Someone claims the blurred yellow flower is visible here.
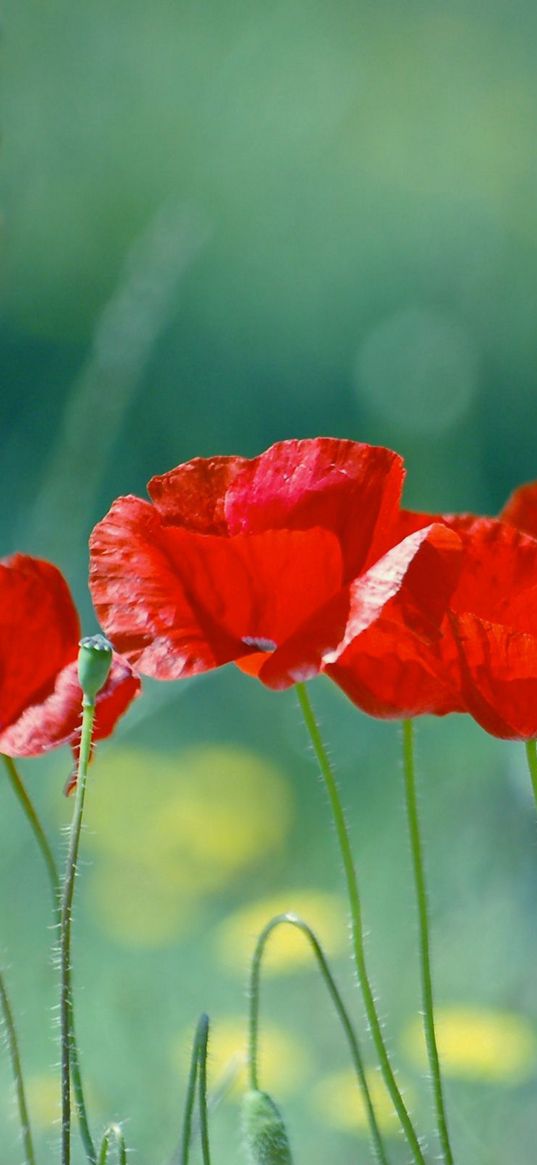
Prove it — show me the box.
[88,859,195,946]
[24,1075,98,1128]
[81,745,292,945]
[403,1006,537,1082]
[313,1068,411,1134]
[176,1016,308,1098]
[215,892,347,974]
[24,1074,60,1128]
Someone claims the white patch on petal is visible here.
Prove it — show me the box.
[242,636,277,652]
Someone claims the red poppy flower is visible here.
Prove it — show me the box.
[0,554,140,759]
[360,495,537,739]
[89,438,462,691]
[447,494,537,740]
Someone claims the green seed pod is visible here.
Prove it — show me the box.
[78,634,113,704]
[241,1090,293,1165]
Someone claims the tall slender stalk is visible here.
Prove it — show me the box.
[2,753,96,1164]
[3,754,60,909]
[0,969,36,1165]
[180,1013,211,1165]
[296,682,426,1165]
[402,720,453,1165]
[60,701,96,1165]
[248,912,391,1165]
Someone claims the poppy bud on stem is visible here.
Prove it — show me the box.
[242,1090,293,1165]
[78,634,113,706]
[60,636,112,1165]
[247,913,390,1164]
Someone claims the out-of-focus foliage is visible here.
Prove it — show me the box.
[2,2,537,1162]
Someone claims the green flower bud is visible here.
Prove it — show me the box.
[78,634,113,704]
[242,1090,293,1165]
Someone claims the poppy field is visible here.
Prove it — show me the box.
[1,439,537,1164]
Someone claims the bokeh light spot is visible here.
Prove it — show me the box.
[355,305,479,434]
[403,1006,537,1082]
[82,745,292,946]
[176,1016,308,1099]
[215,891,347,974]
[313,1068,411,1134]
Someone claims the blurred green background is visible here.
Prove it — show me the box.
[1,1,537,1161]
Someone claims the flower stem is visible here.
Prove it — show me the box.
[402,720,453,1165]
[248,911,391,1165]
[2,754,60,913]
[97,1125,127,1165]
[180,1013,211,1165]
[0,968,36,1165]
[525,740,537,810]
[2,753,96,1165]
[295,682,426,1165]
[60,701,96,1165]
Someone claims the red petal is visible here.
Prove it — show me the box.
[90,496,343,679]
[225,438,405,580]
[148,456,246,532]
[450,612,537,739]
[322,524,464,717]
[450,519,537,631]
[0,654,140,758]
[260,523,461,689]
[499,481,537,541]
[325,616,461,719]
[0,555,80,731]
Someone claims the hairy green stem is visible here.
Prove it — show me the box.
[2,753,96,1164]
[0,969,36,1165]
[296,683,426,1165]
[97,1124,127,1165]
[60,702,96,1165]
[248,912,391,1165]
[180,1013,211,1165]
[525,740,537,810]
[402,721,453,1165]
[2,754,60,911]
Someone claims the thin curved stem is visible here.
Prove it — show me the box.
[2,754,60,913]
[198,1017,211,1165]
[2,753,96,1164]
[0,968,36,1165]
[525,740,537,810]
[60,702,96,1165]
[180,1013,211,1165]
[248,912,391,1165]
[97,1124,127,1165]
[402,721,453,1165]
[296,683,426,1165]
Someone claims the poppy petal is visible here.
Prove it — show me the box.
[0,654,140,757]
[499,481,537,541]
[450,519,537,631]
[260,523,462,689]
[449,612,537,739]
[224,438,405,579]
[0,554,80,731]
[325,615,462,719]
[148,456,246,533]
[149,439,405,581]
[90,496,343,679]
